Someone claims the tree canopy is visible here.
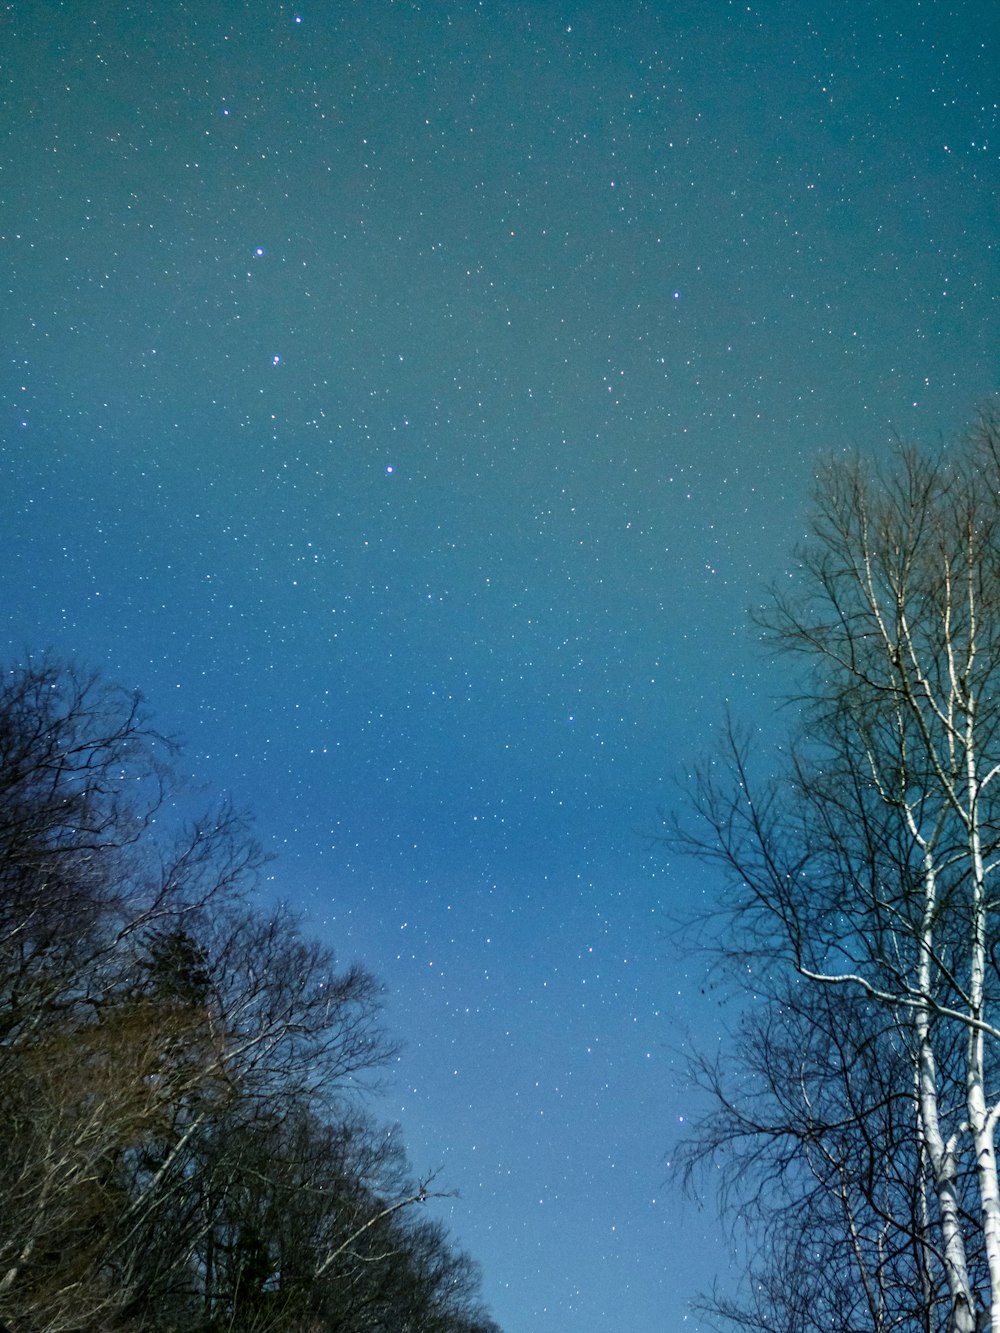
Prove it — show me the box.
[0,657,501,1333]
[674,408,1000,1333]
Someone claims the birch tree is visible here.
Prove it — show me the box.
[676,410,1000,1333]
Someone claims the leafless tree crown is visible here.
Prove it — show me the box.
[0,657,501,1333]
[673,409,1000,1333]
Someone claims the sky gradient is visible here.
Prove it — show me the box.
[2,1,997,1328]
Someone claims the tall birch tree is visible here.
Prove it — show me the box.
[676,410,1000,1333]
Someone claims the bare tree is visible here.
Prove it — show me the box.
[678,961,965,1332]
[674,409,1000,1333]
[0,658,503,1333]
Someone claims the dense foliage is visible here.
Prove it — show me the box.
[0,659,501,1333]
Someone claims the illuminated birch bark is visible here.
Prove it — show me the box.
[678,411,1000,1332]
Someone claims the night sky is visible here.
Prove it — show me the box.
[2,1,997,1328]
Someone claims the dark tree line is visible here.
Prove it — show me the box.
[672,408,1000,1333]
[0,658,501,1333]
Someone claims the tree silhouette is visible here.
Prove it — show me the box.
[0,657,502,1332]
[674,408,1000,1333]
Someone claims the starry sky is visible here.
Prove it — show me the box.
[1,1,997,1328]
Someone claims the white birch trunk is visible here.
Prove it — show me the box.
[913,844,976,1331]
[966,709,1000,1332]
